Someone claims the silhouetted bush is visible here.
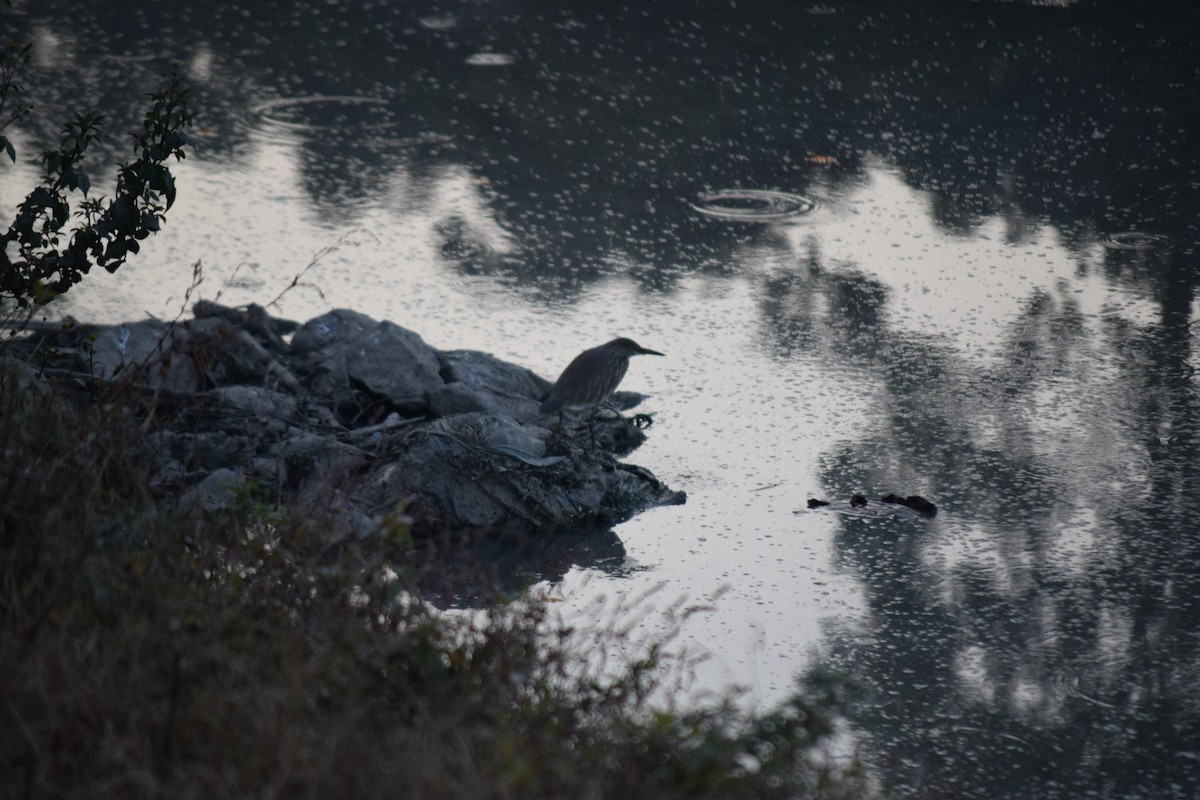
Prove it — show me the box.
[0,21,193,308]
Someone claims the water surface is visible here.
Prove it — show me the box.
[5,1,1200,796]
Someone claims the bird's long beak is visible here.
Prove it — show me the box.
[636,346,664,356]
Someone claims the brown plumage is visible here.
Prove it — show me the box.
[540,338,663,416]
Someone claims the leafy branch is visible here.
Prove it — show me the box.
[0,63,194,307]
[0,41,32,162]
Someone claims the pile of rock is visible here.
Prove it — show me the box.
[6,301,684,542]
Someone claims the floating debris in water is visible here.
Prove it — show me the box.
[804,494,937,519]
[881,493,937,515]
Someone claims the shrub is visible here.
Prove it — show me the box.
[0,26,193,308]
[0,361,868,799]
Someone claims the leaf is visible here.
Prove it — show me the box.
[62,167,90,194]
[31,281,58,305]
[162,170,176,208]
[1,137,13,163]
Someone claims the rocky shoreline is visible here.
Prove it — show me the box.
[6,301,685,543]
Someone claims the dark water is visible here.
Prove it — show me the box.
[6,1,1200,797]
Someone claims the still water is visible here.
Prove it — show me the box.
[5,1,1200,796]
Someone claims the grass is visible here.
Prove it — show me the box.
[0,356,869,799]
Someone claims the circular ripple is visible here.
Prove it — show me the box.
[691,189,816,221]
[254,95,397,132]
[1098,231,1168,251]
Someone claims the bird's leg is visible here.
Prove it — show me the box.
[550,410,588,451]
[551,410,575,448]
[596,402,623,421]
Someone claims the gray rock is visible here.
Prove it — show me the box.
[72,316,299,395]
[303,490,383,545]
[343,321,443,410]
[181,468,245,513]
[149,458,187,490]
[356,409,675,533]
[293,311,443,413]
[428,350,551,423]
[428,413,549,456]
[88,319,204,394]
[428,381,543,423]
[191,431,252,472]
[289,308,378,355]
[269,431,367,486]
[192,300,296,351]
[208,385,299,420]
[9,301,685,541]
[187,317,300,392]
[0,357,55,398]
[437,349,551,399]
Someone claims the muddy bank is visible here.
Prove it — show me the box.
[6,301,684,543]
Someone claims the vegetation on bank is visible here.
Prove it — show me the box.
[0,360,868,798]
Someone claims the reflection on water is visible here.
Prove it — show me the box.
[797,251,1200,795]
[7,0,1200,795]
[463,52,515,67]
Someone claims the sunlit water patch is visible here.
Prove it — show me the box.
[691,189,817,221]
[418,15,458,31]
[783,164,1162,363]
[465,52,515,66]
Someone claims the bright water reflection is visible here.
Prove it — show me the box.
[6,0,1200,796]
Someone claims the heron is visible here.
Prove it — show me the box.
[539,337,663,447]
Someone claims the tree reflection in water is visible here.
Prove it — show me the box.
[757,199,1200,800]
